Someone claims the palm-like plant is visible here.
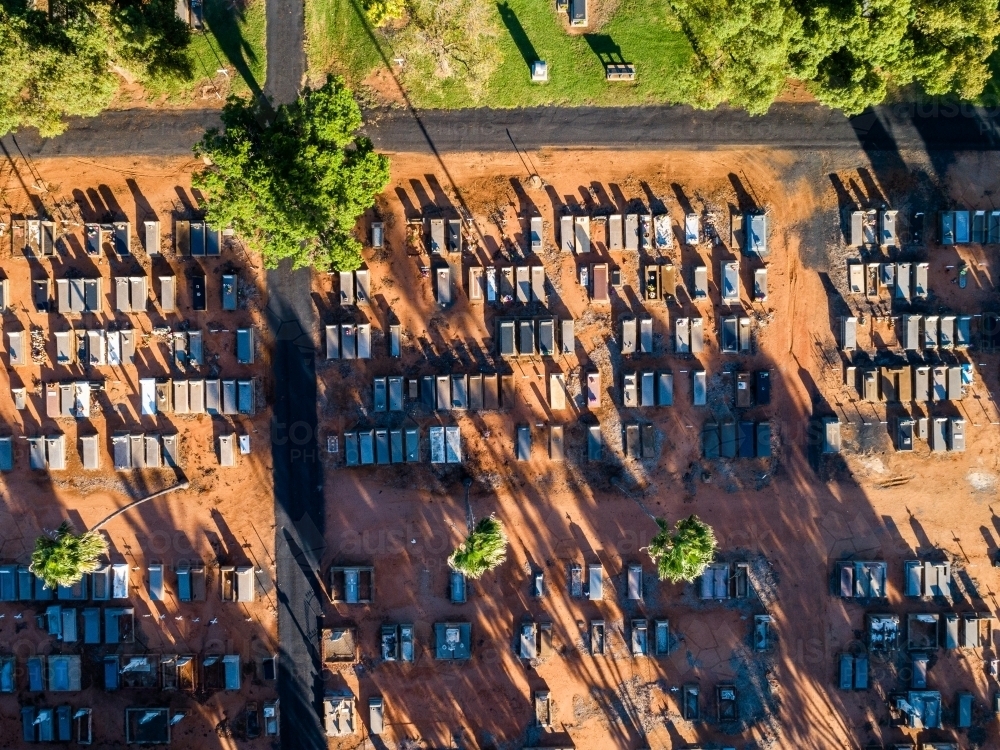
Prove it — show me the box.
[30,522,108,590]
[448,515,508,579]
[647,515,717,583]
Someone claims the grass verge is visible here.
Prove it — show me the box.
[144,0,267,103]
[306,0,694,108]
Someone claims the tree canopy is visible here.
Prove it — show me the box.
[193,75,391,272]
[394,0,501,102]
[647,515,717,583]
[789,0,909,113]
[109,0,193,82]
[448,515,508,579]
[672,0,1000,114]
[0,0,191,136]
[0,4,116,136]
[906,0,1000,99]
[362,0,405,27]
[672,0,802,115]
[30,521,108,590]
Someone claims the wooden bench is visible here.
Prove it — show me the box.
[606,64,636,81]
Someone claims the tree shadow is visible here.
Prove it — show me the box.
[584,34,627,67]
[125,178,156,227]
[816,272,850,344]
[497,3,538,69]
[856,168,887,207]
[727,173,759,213]
[204,0,264,100]
[670,183,693,216]
[0,139,44,214]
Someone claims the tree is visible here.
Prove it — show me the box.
[670,0,1000,115]
[0,0,192,137]
[193,76,391,271]
[0,6,117,137]
[448,515,508,579]
[907,0,1000,100]
[791,0,910,113]
[792,0,1000,113]
[109,0,193,82]
[394,0,501,102]
[670,0,801,114]
[646,515,717,583]
[30,522,108,590]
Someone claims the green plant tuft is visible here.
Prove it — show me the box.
[30,522,109,590]
[647,515,717,583]
[448,515,508,579]
[363,0,405,27]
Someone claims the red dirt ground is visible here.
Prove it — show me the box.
[3,147,1000,749]
[313,148,1000,749]
[0,156,277,748]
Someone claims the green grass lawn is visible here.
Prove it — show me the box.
[487,0,694,107]
[144,0,267,103]
[306,0,695,108]
[307,0,385,87]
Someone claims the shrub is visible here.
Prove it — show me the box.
[647,515,717,583]
[448,515,508,579]
[30,522,108,590]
